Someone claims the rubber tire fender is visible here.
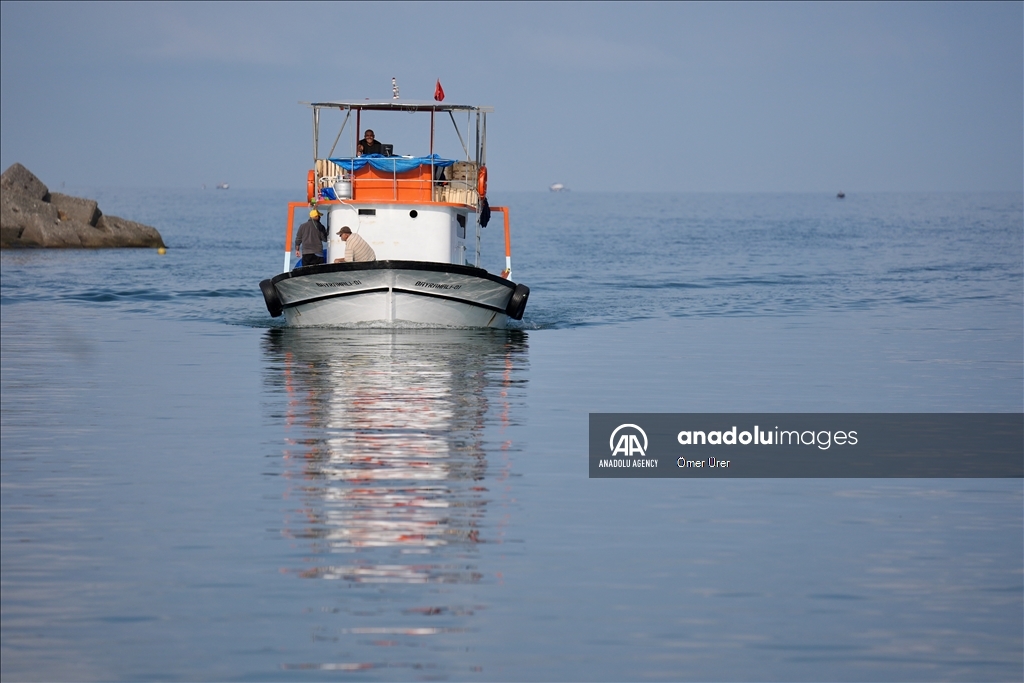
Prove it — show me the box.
[260,279,284,317]
[477,166,487,198]
[307,170,316,203]
[505,283,529,321]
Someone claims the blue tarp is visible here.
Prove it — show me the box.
[329,154,455,174]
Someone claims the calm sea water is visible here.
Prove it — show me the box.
[2,190,1022,681]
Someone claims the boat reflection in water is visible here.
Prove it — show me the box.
[261,327,528,672]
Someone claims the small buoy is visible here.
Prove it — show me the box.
[157,247,167,255]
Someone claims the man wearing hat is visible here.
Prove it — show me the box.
[334,226,376,263]
[294,209,328,268]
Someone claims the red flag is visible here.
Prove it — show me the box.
[434,79,445,102]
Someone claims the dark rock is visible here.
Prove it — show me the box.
[0,163,165,248]
[0,163,50,202]
[0,223,19,246]
[96,214,165,248]
[50,192,100,226]
[1,190,60,246]
[73,220,120,248]
[19,215,84,248]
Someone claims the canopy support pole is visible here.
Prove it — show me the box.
[474,113,480,166]
[448,111,469,159]
[312,108,319,162]
[481,113,487,166]
[327,109,351,159]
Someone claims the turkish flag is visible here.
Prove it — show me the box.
[434,79,445,102]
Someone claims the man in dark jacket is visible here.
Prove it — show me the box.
[356,129,383,156]
[293,209,328,268]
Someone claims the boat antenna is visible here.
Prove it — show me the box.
[392,77,400,100]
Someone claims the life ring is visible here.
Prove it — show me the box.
[477,166,487,198]
[306,170,315,202]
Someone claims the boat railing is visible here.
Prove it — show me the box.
[281,197,514,277]
[436,160,480,205]
[488,206,513,279]
[313,157,479,205]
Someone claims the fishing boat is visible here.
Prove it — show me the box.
[258,98,529,328]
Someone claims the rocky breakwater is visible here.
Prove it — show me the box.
[1,163,165,248]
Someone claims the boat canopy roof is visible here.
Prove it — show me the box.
[304,100,493,113]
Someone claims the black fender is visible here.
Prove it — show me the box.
[505,283,530,321]
[260,279,283,317]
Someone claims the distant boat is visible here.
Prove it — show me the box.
[216,183,230,190]
[837,191,845,199]
[550,183,567,192]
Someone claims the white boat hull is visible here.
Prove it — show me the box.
[265,261,525,328]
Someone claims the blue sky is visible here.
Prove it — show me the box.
[1,1,1020,192]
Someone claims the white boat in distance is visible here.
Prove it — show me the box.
[259,99,529,328]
